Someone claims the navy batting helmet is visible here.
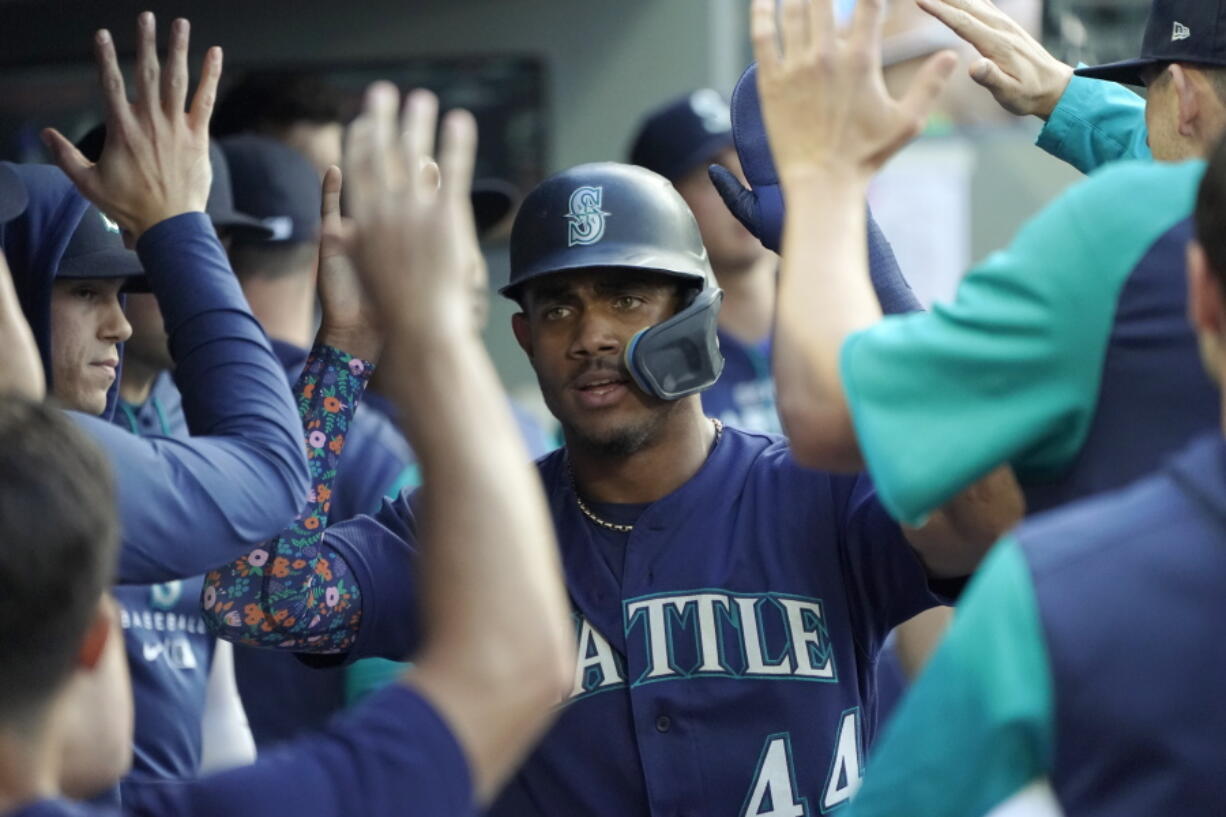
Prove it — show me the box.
[502,162,725,401]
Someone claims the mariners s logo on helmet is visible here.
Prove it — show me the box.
[566,186,610,247]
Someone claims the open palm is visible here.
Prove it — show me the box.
[753,0,958,182]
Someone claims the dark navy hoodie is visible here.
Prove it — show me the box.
[0,162,309,583]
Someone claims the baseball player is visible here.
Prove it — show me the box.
[746,0,1226,532]
[844,124,1226,817]
[206,119,1023,817]
[4,14,314,587]
[0,79,571,817]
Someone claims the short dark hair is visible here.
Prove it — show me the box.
[229,241,318,282]
[1196,132,1226,285]
[213,71,348,138]
[0,400,118,723]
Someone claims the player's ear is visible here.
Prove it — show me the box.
[512,312,534,359]
[1170,64,1201,138]
[76,596,116,671]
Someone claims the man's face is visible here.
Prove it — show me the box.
[50,278,132,414]
[122,293,173,373]
[674,148,767,274]
[512,269,685,455]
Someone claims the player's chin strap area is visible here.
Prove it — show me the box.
[625,287,726,400]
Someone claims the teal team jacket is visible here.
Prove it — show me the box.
[845,79,1226,815]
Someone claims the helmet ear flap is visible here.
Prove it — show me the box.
[625,287,725,400]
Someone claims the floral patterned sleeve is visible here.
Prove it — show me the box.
[202,344,372,654]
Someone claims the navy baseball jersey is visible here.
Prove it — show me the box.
[4,685,471,817]
[113,579,215,784]
[109,389,216,790]
[846,433,1226,816]
[316,426,953,816]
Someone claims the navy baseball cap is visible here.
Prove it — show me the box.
[0,163,28,223]
[75,124,273,240]
[57,204,148,289]
[1076,0,1226,86]
[472,178,518,235]
[629,89,735,183]
[221,134,321,244]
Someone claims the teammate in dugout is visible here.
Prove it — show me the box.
[0,62,573,817]
[3,13,311,590]
[752,0,1226,535]
[843,82,1226,817]
[204,62,1022,817]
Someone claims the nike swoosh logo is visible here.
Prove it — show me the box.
[142,641,165,662]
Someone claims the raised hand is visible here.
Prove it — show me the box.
[752,0,957,184]
[42,13,220,239]
[916,0,1073,119]
[315,166,382,361]
[343,83,483,342]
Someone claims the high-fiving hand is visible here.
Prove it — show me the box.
[314,166,382,362]
[342,83,484,342]
[752,0,958,184]
[916,0,1073,120]
[42,13,219,239]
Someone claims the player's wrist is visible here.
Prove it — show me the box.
[780,164,871,200]
[1035,64,1075,121]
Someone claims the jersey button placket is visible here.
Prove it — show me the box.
[655,714,671,733]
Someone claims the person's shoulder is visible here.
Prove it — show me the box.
[723,424,788,459]
[725,425,846,487]
[1067,158,1202,221]
[998,158,1201,294]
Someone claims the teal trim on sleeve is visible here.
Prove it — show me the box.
[1037,74,1151,174]
[845,538,1054,817]
[345,657,411,704]
[384,463,421,502]
[841,160,1204,525]
[344,467,420,702]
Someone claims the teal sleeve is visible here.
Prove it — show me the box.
[845,538,1054,817]
[841,160,1202,524]
[1037,74,1151,174]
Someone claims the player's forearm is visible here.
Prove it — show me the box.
[202,344,372,653]
[906,465,1025,578]
[0,256,43,401]
[386,328,572,798]
[774,173,878,472]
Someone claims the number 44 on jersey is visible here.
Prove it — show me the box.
[742,710,863,816]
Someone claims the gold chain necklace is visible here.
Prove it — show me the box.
[570,418,724,534]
